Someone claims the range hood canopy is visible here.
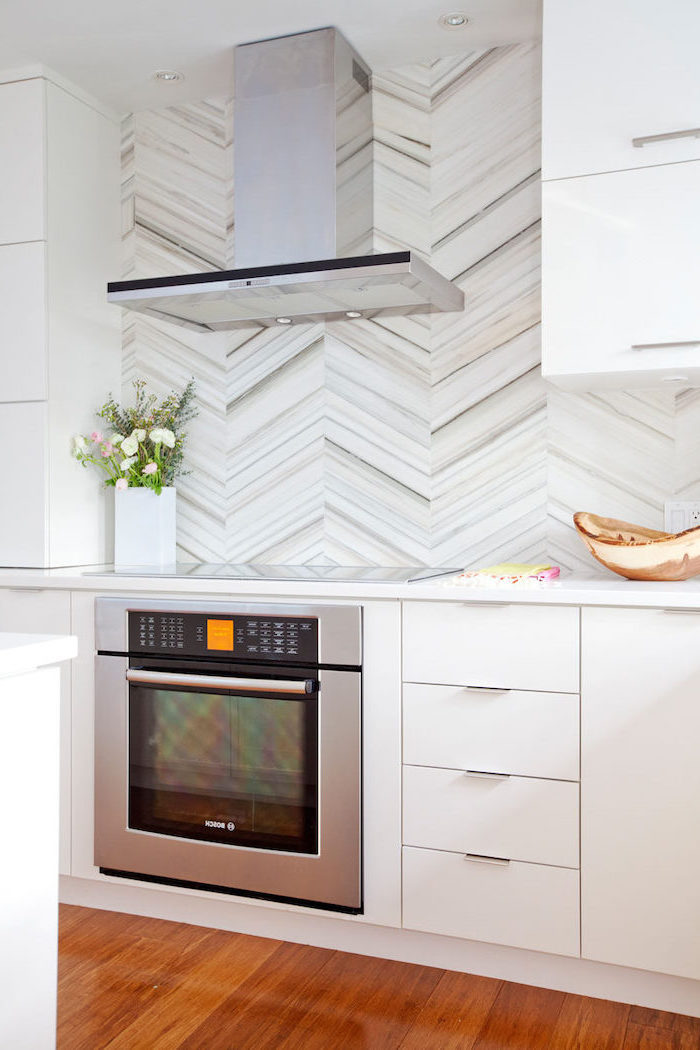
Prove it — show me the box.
[108,28,464,331]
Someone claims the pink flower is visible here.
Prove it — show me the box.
[142,462,158,475]
[115,478,128,491]
[100,442,114,457]
[91,430,103,443]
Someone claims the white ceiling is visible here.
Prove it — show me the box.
[0,0,541,114]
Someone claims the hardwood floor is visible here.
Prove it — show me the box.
[57,905,700,1049]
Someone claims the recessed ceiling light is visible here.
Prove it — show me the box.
[439,12,469,28]
[345,311,362,319]
[276,316,293,325]
[153,70,184,82]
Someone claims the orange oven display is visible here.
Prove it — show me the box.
[206,619,234,651]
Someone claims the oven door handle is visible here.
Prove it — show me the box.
[126,669,316,695]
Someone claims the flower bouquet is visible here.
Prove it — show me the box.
[72,378,197,495]
[73,378,197,566]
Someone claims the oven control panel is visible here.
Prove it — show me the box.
[128,612,318,663]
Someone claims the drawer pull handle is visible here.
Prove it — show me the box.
[632,127,700,148]
[464,770,511,781]
[461,601,511,608]
[462,686,511,695]
[631,341,700,351]
[663,608,700,615]
[464,853,511,866]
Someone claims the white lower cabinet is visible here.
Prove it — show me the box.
[403,766,579,868]
[403,846,580,957]
[403,602,579,693]
[401,600,581,958]
[403,684,579,780]
[582,606,700,981]
[0,587,72,874]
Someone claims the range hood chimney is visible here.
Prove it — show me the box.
[107,28,464,330]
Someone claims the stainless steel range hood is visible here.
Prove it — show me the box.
[107,28,464,331]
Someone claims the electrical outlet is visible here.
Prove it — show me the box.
[664,501,700,533]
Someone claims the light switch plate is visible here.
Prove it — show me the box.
[664,501,700,533]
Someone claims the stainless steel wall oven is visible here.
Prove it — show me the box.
[94,597,362,912]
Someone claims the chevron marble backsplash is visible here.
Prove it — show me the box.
[120,43,700,571]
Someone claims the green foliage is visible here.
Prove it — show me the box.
[97,378,197,486]
[73,378,198,491]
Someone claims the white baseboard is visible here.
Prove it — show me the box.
[60,874,700,1018]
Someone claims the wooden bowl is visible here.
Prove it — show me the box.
[573,511,700,581]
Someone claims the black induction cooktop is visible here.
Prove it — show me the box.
[83,564,460,584]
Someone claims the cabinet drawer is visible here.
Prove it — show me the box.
[403,846,580,957]
[403,765,579,868]
[403,602,579,692]
[403,684,579,780]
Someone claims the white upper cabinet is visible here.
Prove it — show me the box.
[0,76,120,567]
[0,78,46,243]
[542,160,700,388]
[542,0,700,181]
[0,241,48,401]
[0,402,47,566]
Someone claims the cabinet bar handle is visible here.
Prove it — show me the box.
[464,853,510,866]
[631,341,700,351]
[464,770,511,781]
[462,686,511,695]
[632,127,700,148]
[663,608,700,615]
[461,601,511,608]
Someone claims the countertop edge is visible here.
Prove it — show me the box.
[0,633,78,679]
[2,567,700,608]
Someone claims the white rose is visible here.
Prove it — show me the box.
[120,456,137,471]
[120,435,138,457]
[132,428,146,442]
[150,427,176,449]
[73,434,87,451]
[110,433,125,446]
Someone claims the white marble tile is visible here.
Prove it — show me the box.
[546,388,676,570]
[118,42,699,572]
[133,99,233,271]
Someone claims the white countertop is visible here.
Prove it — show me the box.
[0,632,77,678]
[3,565,700,608]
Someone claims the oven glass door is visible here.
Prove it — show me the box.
[126,660,318,855]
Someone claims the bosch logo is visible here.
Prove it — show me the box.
[227,822,236,831]
[204,820,225,829]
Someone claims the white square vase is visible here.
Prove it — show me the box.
[114,487,176,567]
